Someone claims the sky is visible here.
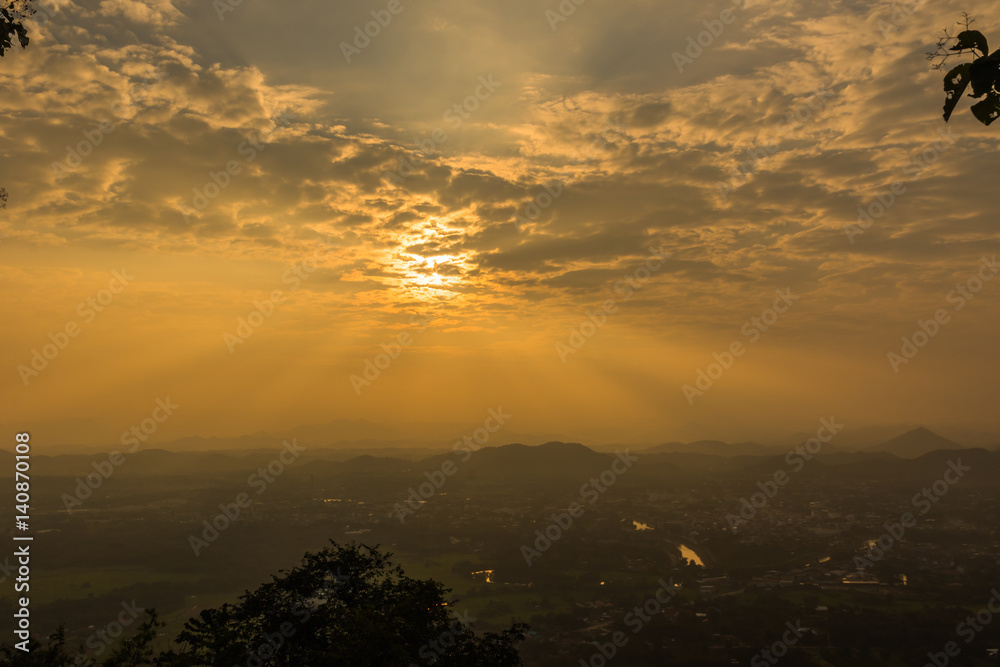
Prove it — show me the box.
[2,0,1000,447]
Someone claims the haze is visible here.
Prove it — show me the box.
[3,0,1000,447]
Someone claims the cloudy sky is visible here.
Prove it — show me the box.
[2,0,1000,446]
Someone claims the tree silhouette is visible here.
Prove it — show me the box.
[2,1,34,208]
[0,0,32,57]
[0,612,165,667]
[158,542,527,666]
[0,626,70,666]
[104,612,166,667]
[0,542,528,667]
[929,14,1000,125]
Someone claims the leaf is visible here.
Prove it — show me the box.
[0,6,24,57]
[12,20,25,48]
[968,50,1000,98]
[943,63,972,122]
[971,91,1000,125]
[952,30,989,56]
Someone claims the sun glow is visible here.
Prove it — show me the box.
[386,218,475,298]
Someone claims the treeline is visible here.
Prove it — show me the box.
[0,542,527,667]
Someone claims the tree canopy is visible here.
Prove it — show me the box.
[0,0,32,57]
[0,542,528,667]
[930,14,1000,125]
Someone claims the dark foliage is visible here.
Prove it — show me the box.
[0,0,32,57]
[0,543,528,667]
[930,14,1000,125]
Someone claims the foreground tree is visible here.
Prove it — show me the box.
[0,613,164,667]
[158,542,527,666]
[930,13,1000,125]
[0,0,32,57]
[0,543,527,667]
[2,0,34,207]
[0,627,68,666]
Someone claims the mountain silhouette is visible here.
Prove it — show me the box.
[643,439,778,457]
[873,426,961,458]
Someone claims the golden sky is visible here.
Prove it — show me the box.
[2,0,1000,447]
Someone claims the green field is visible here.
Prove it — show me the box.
[393,552,575,623]
[0,566,198,607]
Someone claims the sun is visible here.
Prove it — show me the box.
[386,217,475,298]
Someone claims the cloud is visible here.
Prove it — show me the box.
[3,0,1000,438]
[97,0,183,27]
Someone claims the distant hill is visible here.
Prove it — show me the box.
[0,417,119,449]
[902,448,1000,480]
[1,449,268,477]
[812,450,900,466]
[3,433,993,488]
[277,419,404,445]
[643,440,779,457]
[871,427,962,458]
[395,441,643,489]
[447,441,608,475]
[304,455,412,475]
